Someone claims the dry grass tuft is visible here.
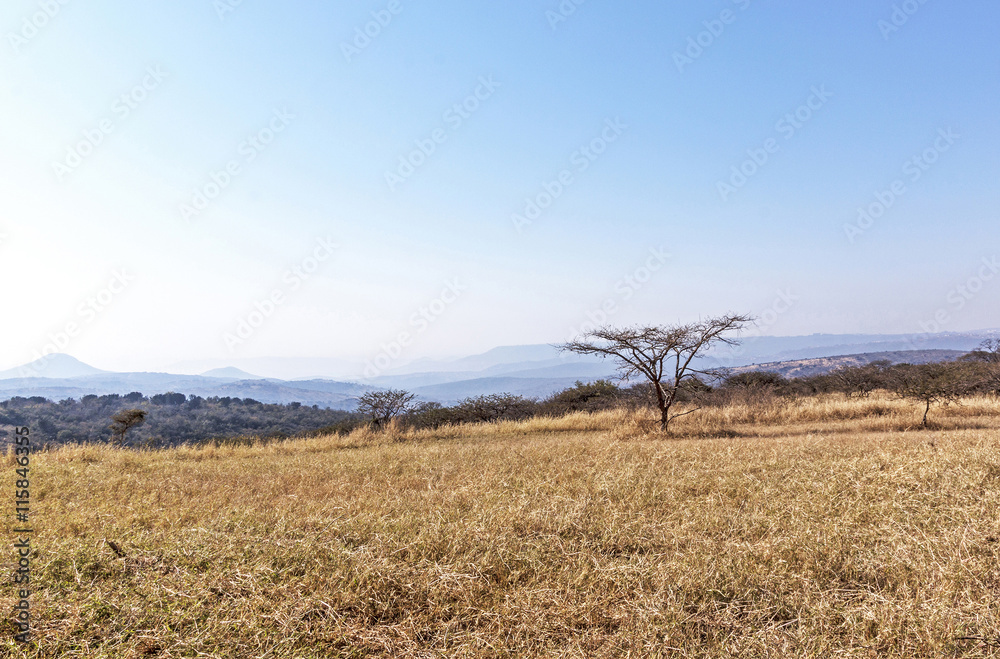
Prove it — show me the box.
[2,394,999,657]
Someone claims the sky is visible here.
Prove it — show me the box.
[1,0,998,375]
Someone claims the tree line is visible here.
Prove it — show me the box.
[0,393,354,449]
[3,322,997,447]
[359,324,1000,431]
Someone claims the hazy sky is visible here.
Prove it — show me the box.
[1,0,997,374]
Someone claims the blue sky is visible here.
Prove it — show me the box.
[1,0,997,374]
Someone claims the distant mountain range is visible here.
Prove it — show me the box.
[0,355,368,409]
[200,366,263,380]
[701,331,996,367]
[731,350,970,379]
[1,330,995,407]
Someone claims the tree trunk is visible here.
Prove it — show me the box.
[922,400,930,427]
[654,383,671,432]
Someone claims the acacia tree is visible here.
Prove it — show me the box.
[356,389,416,430]
[456,393,536,423]
[888,362,980,427]
[976,339,1000,363]
[959,340,1000,395]
[109,408,147,446]
[831,360,892,398]
[961,339,1000,365]
[559,314,753,432]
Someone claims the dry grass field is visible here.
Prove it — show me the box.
[3,394,1000,657]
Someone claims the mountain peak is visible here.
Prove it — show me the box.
[0,354,108,379]
[200,367,263,380]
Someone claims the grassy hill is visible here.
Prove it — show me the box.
[3,396,999,656]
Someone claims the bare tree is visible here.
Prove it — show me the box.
[719,370,787,407]
[980,338,1000,361]
[887,362,978,427]
[959,340,1000,395]
[109,408,147,446]
[962,339,1000,364]
[559,314,753,432]
[356,389,416,430]
[456,393,536,423]
[831,360,892,398]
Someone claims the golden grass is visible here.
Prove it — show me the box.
[3,394,1000,657]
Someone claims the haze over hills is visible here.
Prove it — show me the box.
[161,330,1000,382]
[731,350,971,380]
[0,371,368,409]
[168,357,360,382]
[200,367,266,380]
[0,355,367,408]
[383,345,599,376]
[0,354,109,379]
[701,330,999,367]
[1,330,995,407]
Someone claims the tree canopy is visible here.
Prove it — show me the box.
[559,314,753,431]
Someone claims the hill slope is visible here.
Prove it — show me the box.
[731,349,967,379]
[17,397,1000,656]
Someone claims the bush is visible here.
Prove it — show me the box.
[538,380,621,415]
[830,360,892,398]
[405,402,463,429]
[700,371,787,407]
[454,394,536,423]
[887,361,991,426]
